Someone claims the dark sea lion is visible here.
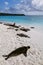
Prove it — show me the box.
[2,46,30,60]
[20,27,30,32]
[17,33,30,38]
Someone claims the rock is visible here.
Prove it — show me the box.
[4,22,20,28]
[30,27,35,29]
[0,22,2,24]
[4,23,15,27]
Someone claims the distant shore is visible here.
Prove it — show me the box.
[0,13,25,16]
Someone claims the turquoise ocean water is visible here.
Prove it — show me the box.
[0,16,43,27]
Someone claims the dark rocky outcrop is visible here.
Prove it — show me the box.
[0,22,2,24]
[17,33,30,38]
[0,13,25,16]
[4,23,15,27]
[30,27,35,29]
[4,23,20,28]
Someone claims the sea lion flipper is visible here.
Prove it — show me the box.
[2,55,8,57]
[5,57,8,60]
[2,55,9,60]
[23,52,27,57]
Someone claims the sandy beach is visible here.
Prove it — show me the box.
[0,23,43,65]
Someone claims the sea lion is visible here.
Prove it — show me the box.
[20,27,30,32]
[2,46,30,60]
[17,33,30,38]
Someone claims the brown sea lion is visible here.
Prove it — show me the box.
[2,46,30,60]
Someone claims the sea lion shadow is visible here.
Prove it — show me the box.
[2,46,30,60]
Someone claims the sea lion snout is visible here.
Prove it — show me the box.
[27,46,30,49]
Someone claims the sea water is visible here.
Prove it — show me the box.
[0,15,43,27]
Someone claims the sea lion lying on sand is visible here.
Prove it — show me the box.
[17,33,30,38]
[2,46,30,60]
[20,27,30,32]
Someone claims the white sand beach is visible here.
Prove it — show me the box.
[0,23,43,65]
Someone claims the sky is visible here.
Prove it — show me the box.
[0,0,43,15]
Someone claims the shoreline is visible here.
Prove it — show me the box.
[0,21,43,32]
